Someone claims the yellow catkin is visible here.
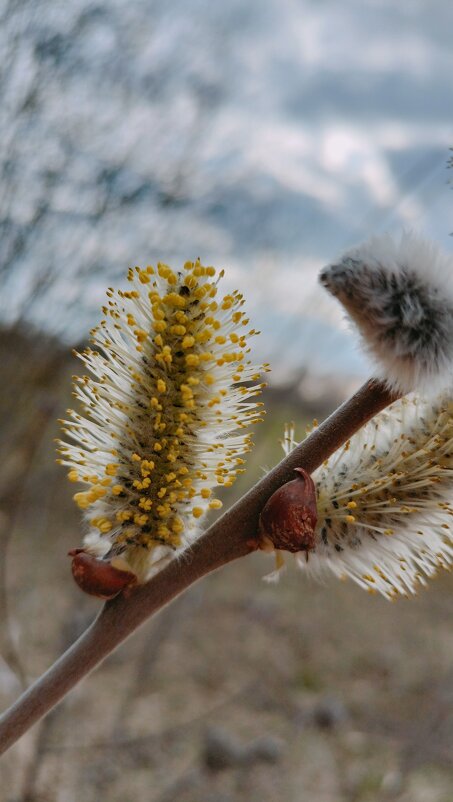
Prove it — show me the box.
[59,259,267,582]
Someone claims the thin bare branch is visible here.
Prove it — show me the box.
[0,378,398,755]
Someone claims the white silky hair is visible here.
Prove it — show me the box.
[320,231,453,395]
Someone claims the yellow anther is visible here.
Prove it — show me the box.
[112,484,125,495]
[170,517,184,535]
[163,292,186,308]
[192,507,204,518]
[73,492,90,509]
[105,463,118,476]
[139,498,153,511]
[185,354,200,367]
[209,499,223,510]
[157,263,171,278]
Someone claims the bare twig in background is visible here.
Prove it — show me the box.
[18,609,91,802]
[0,378,398,754]
[0,332,66,689]
[88,592,199,796]
[112,590,198,735]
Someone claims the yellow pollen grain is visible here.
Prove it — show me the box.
[192,507,204,518]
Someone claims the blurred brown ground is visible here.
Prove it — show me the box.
[2,329,453,802]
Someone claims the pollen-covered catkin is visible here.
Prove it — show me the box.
[58,260,267,581]
[282,393,453,599]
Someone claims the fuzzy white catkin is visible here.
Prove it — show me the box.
[283,393,453,599]
[320,231,453,395]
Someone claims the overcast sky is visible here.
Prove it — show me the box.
[1,0,452,381]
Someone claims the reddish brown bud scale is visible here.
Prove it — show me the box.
[69,549,137,599]
[259,468,318,554]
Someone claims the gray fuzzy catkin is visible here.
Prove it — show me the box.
[320,231,453,394]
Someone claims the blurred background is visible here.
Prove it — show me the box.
[1,0,453,799]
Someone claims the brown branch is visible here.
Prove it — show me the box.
[0,378,398,755]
